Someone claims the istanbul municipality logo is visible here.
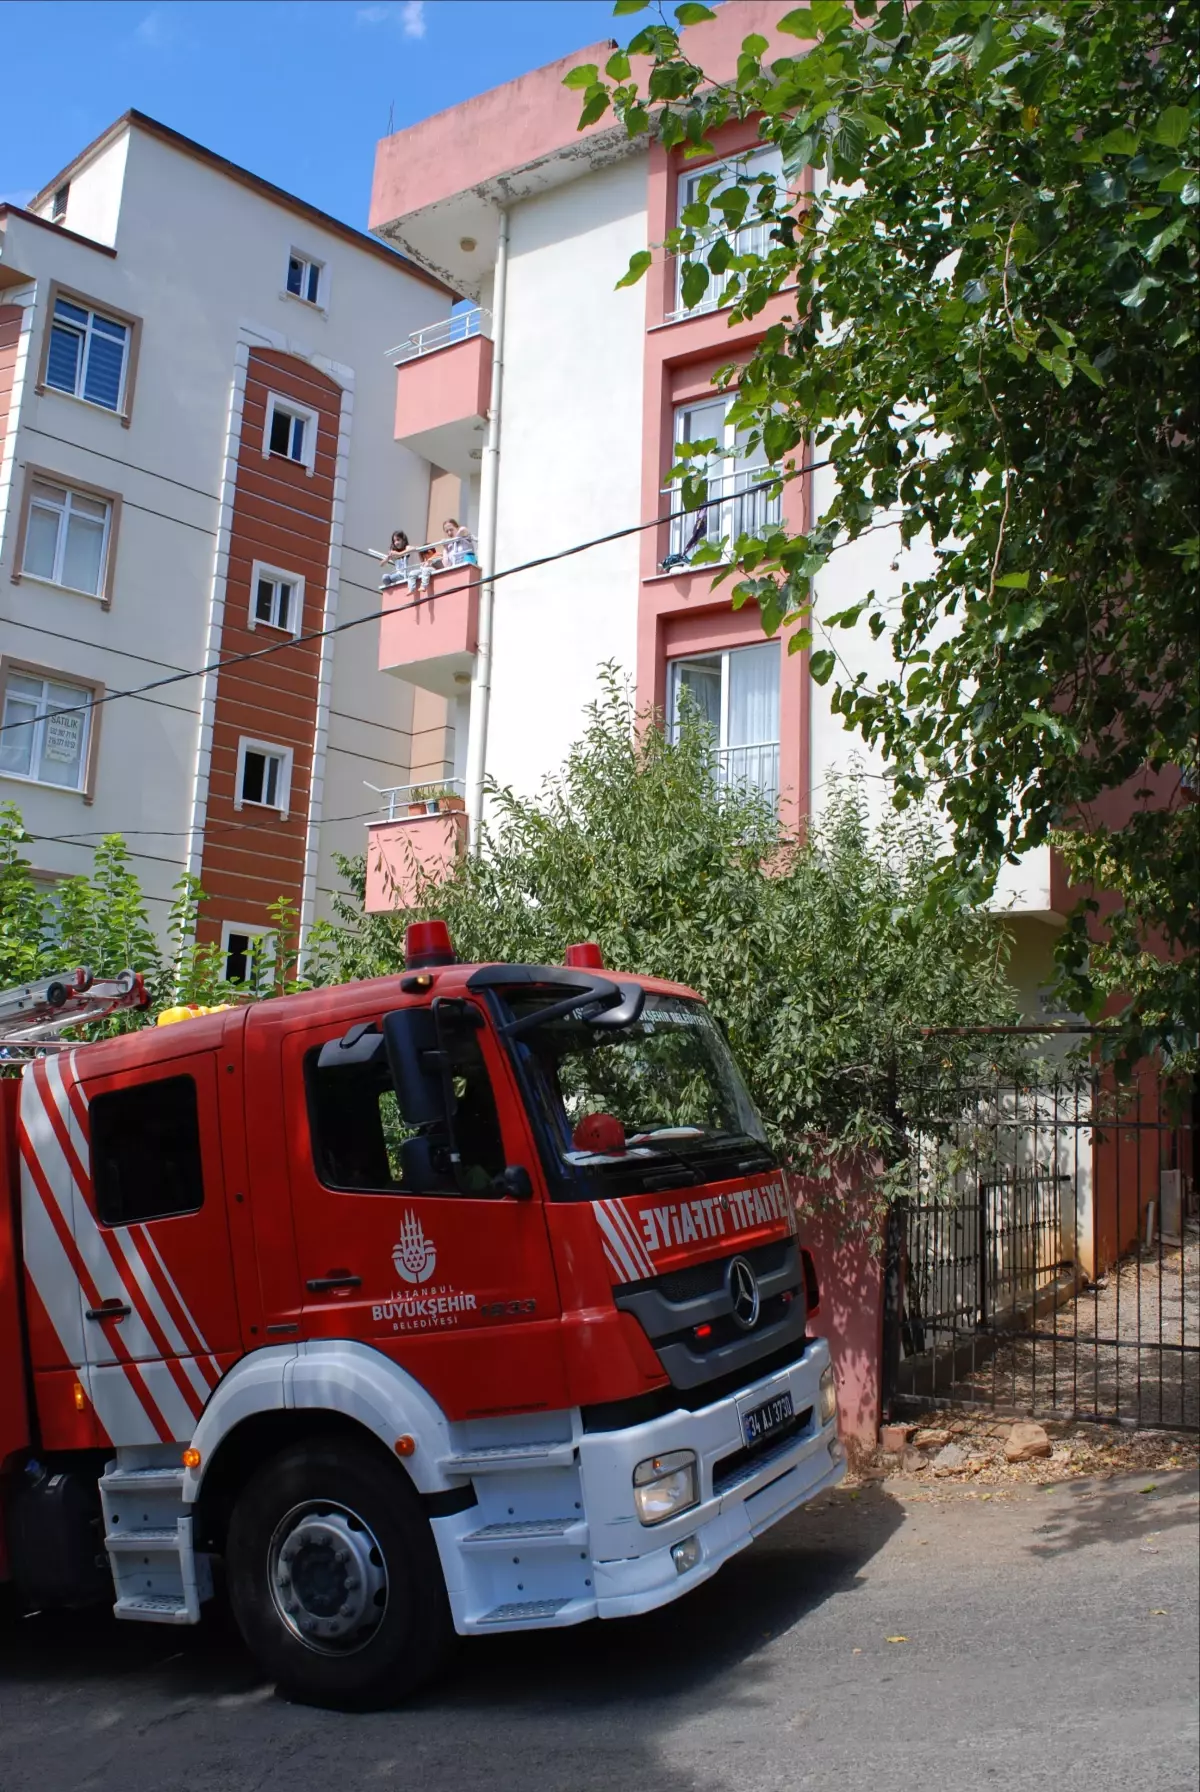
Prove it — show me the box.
[393,1211,437,1284]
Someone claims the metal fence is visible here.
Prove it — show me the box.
[664,467,781,565]
[883,1060,1198,1432]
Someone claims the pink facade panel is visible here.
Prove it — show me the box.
[791,1165,886,1461]
[365,811,469,912]
[394,334,491,441]
[378,568,480,675]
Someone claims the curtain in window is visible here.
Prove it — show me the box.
[727,642,779,746]
[61,494,107,594]
[670,657,721,739]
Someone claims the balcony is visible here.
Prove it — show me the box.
[388,305,492,479]
[661,466,781,571]
[364,781,468,913]
[716,741,780,809]
[379,563,479,696]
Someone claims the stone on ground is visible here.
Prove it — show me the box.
[1005,1421,1053,1462]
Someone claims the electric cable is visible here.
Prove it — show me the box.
[1,463,832,742]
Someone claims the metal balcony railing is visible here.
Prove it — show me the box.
[365,778,466,822]
[669,215,778,320]
[387,306,492,366]
[715,742,780,808]
[662,466,781,567]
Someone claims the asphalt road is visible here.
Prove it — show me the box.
[1,1468,1196,1792]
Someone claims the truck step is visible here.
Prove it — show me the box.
[104,1528,182,1551]
[461,1518,587,1548]
[100,1466,186,1494]
[441,1442,576,1474]
[113,1593,193,1624]
[476,1597,575,1625]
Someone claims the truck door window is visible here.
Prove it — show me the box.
[90,1075,204,1225]
[304,1034,506,1196]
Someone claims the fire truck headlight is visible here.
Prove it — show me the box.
[819,1365,838,1426]
[633,1449,698,1525]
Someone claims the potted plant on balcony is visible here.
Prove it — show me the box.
[406,784,466,816]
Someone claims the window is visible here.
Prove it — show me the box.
[304,1031,505,1196]
[264,393,318,473]
[22,479,112,597]
[664,396,778,567]
[235,738,292,814]
[285,251,324,307]
[674,143,784,318]
[51,184,70,223]
[91,1076,204,1226]
[668,640,780,807]
[44,294,130,412]
[0,666,93,793]
[221,920,273,985]
[249,561,303,634]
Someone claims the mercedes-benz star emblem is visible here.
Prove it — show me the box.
[727,1256,761,1331]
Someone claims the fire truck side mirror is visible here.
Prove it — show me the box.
[382,1008,447,1128]
[494,1165,533,1201]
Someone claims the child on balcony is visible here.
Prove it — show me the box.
[379,530,411,590]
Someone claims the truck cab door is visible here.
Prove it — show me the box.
[68,1050,241,1448]
[282,1002,568,1418]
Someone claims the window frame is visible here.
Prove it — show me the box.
[34,281,142,428]
[248,559,304,636]
[234,736,293,817]
[666,640,781,809]
[0,653,103,802]
[283,249,327,312]
[263,391,319,475]
[667,394,777,567]
[12,466,119,603]
[220,919,275,985]
[673,141,785,320]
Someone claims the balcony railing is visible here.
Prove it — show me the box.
[366,778,466,822]
[716,742,780,809]
[388,305,492,366]
[669,217,777,321]
[662,466,781,567]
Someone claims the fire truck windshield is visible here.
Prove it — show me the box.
[502,991,775,1199]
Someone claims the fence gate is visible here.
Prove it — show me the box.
[883,1059,1198,1432]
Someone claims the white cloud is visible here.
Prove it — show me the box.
[401,1,426,35]
[355,4,390,21]
[133,9,169,46]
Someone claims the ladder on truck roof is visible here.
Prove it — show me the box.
[0,967,149,1056]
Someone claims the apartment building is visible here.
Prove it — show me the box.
[362,1,1066,1003]
[0,111,456,972]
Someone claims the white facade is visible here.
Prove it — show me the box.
[0,113,452,955]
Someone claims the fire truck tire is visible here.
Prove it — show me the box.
[225,1437,454,1710]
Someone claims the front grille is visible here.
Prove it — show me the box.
[712,1406,814,1496]
[653,1239,792,1303]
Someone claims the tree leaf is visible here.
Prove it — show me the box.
[578,88,611,128]
[1149,106,1192,149]
[996,571,1030,588]
[674,2,717,24]
[777,7,816,38]
[613,1,650,14]
[615,249,652,289]
[1097,126,1140,156]
[562,63,600,89]
[809,648,836,684]
[606,50,632,80]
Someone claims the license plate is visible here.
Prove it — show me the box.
[742,1389,794,1449]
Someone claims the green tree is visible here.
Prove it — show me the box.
[0,806,327,1043]
[571,0,1198,1074]
[328,676,1021,1194]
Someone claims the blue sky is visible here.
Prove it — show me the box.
[0,2,622,224]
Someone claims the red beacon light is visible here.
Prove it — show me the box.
[404,919,457,970]
[565,941,604,970]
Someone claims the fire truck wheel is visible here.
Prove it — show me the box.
[225,1437,454,1710]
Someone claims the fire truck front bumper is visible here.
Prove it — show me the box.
[582,1336,845,1620]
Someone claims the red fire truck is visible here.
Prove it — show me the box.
[0,927,842,1708]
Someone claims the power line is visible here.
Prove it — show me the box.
[2,467,831,743]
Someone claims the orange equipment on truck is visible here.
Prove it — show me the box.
[0,926,842,1709]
